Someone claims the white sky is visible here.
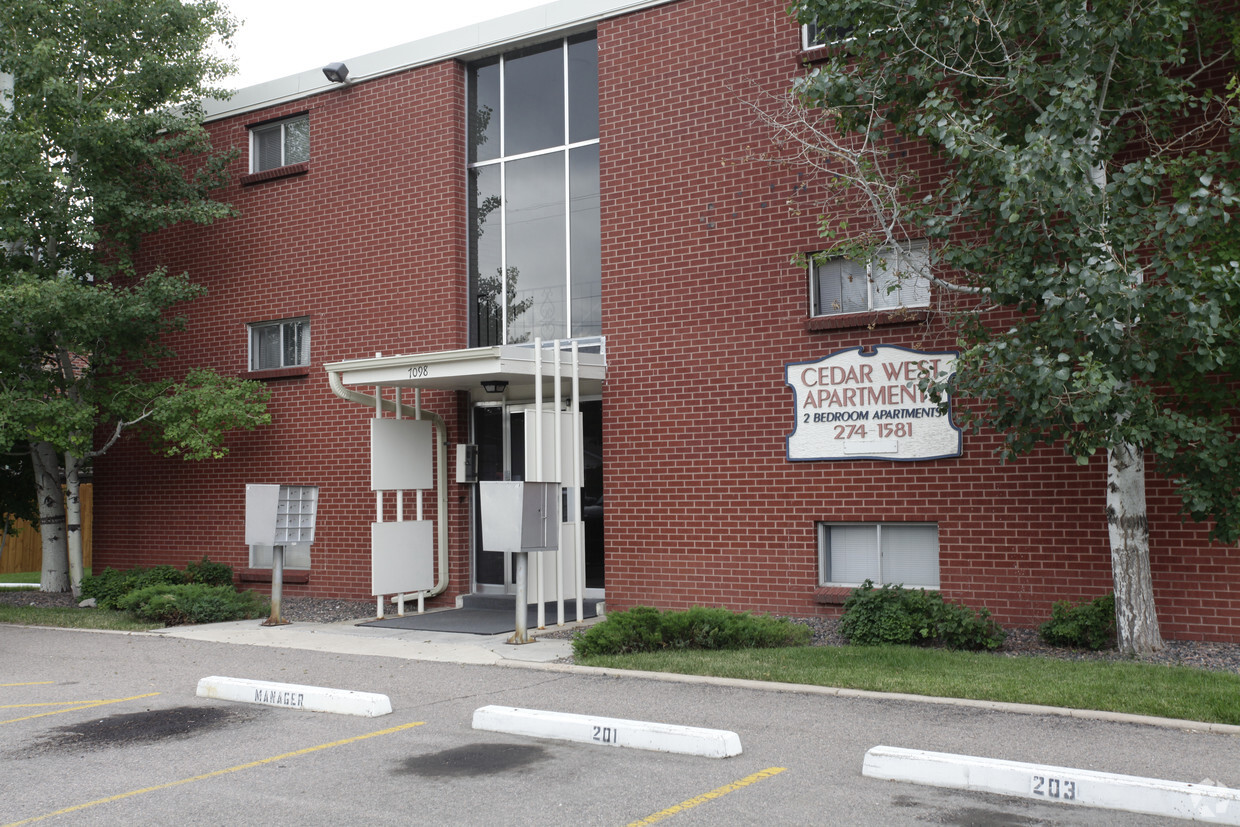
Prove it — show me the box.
[218,0,550,89]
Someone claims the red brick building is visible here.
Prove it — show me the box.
[93,0,1240,640]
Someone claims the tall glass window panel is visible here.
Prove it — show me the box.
[568,35,599,143]
[570,144,601,338]
[469,58,501,163]
[505,152,566,344]
[469,165,503,346]
[467,35,599,347]
[504,43,564,156]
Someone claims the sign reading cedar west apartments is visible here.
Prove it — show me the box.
[785,345,962,462]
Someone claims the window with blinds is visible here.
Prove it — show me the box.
[249,318,310,371]
[810,240,930,316]
[818,522,939,588]
[250,115,309,173]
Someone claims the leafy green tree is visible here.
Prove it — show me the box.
[781,0,1240,654]
[0,0,270,595]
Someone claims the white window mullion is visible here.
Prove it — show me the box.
[875,524,883,582]
[563,40,572,339]
[498,54,509,345]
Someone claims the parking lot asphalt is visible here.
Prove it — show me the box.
[4,621,1239,826]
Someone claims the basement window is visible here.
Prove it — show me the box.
[818,522,939,588]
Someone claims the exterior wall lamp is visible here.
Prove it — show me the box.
[481,380,508,394]
[322,62,350,84]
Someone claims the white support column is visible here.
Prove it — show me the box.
[394,384,404,617]
[375,386,384,619]
[534,338,545,630]
[572,341,585,622]
[553,341,564,626]
[414,387,424,615]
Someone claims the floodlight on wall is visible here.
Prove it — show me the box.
[481,380,508,395]
[322,62,350,84]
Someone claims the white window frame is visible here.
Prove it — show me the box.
[818,522,940,588]
[809,239,930,316]
[249,115,309,173]
[801,22,854,49]
[248,317,310,371]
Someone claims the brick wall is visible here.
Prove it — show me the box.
[93,61,473,606]
[91,0,1240,641]
[595,0,1239,640]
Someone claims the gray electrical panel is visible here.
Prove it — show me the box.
[478,481,560,553]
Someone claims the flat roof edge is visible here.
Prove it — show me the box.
[204,0,676,122]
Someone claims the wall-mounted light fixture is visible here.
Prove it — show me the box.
[481,380,508,394]
[322,62,350,84]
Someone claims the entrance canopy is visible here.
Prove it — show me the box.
[323,341,606,398]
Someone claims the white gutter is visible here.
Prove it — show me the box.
[327,369,450,602]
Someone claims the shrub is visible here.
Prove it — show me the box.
[839,580,1005,651]
[571,605,810,658]
[82,565,187,610]
[572,606,664,657]
[1039,592,1116,650]
[81,567,133,610]
[117,583,268,626]
[185,556,234,587]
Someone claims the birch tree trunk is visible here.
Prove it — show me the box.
[1107,441,1164,655]
[31,441,70,593]
[65,451,85,597]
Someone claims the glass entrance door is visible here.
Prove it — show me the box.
[472,400,603,595]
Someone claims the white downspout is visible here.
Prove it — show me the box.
[328,369,450,601]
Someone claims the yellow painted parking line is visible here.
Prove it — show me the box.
[3,720,426,826]
[626,766,788,825]
[3,697,160,709]
[1,693,161,725]
[0,682,55,688]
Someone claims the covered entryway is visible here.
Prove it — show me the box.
[324,340,605,624]
[472,400,603,595]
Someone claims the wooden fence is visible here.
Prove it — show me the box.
[0,485,92,575]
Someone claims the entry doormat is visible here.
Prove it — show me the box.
[359,599,599,635]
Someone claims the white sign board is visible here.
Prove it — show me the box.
[785,345,961,461]
[370,418,433,491]
[371,520,434,596]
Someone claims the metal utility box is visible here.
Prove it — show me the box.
[478,481,560,553]
[456,443,477,483]
[245,484,319,547]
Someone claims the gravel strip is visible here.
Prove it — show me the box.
[7,591,1239,674]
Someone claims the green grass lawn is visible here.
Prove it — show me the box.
[0,571,159,630]
[0,603,161,631]
[577,645,1240,726]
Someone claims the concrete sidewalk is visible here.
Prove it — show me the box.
[154,615,578,666]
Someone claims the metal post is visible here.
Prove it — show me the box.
[263,545,290,626]
[509,551,533,644]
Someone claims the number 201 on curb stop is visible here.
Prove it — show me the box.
[591,725,619,744]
